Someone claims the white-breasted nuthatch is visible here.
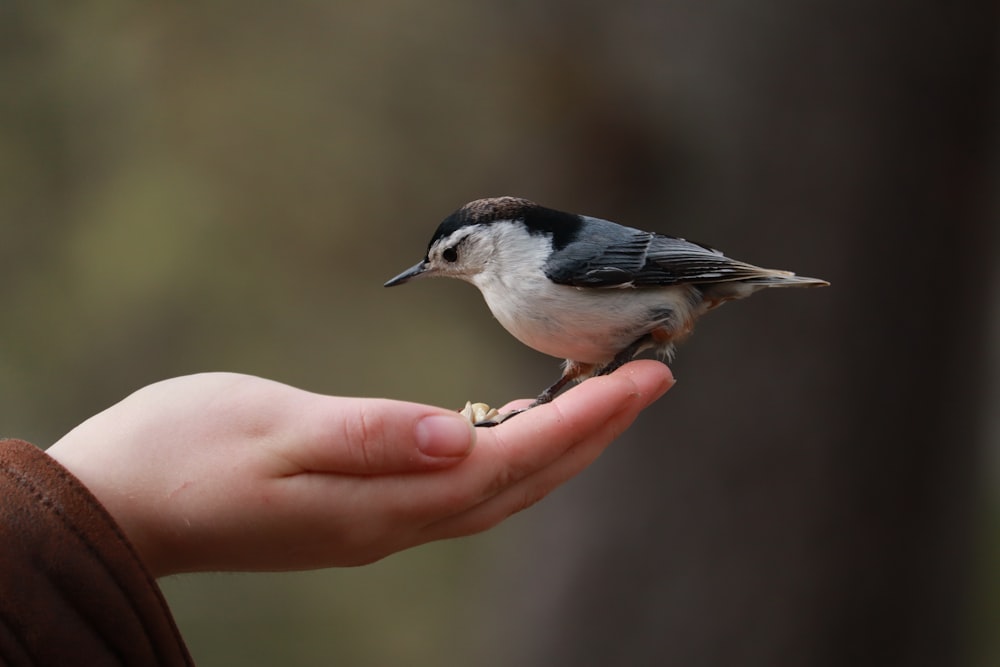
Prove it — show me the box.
[386,196,828,425]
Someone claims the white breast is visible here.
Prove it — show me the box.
[466,225,699,364]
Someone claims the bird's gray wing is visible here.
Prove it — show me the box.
[544,217,766,288]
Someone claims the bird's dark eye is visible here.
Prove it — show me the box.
[442,247,458,262]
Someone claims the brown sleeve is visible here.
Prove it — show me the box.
[0,438,193,667]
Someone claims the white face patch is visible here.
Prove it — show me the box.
[426,220,553,285]
[477,222,553,286]
[426,228,476,272]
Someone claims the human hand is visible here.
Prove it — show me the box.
[47,361,673,578]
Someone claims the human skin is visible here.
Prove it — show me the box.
[47,360,673,578]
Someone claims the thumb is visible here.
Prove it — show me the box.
[287,396,478,475]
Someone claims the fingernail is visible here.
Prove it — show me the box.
[415,415,476,459]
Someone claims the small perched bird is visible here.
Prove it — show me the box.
[385,197,828,425]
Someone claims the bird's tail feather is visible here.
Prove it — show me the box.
[743,269,829,287]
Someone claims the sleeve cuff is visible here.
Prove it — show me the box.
[0,438,193,666]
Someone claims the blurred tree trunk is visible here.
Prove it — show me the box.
[482,2,998,666]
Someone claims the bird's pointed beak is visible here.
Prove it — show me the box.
[384,260,430,287]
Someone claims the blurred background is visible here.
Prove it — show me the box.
[2,1,998,665]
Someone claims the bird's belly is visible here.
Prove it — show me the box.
[480,283,698,364]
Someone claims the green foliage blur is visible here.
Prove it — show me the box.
[1,2,575,446]
[1,3,606,664]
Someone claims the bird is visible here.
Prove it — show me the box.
[385,196,828,426]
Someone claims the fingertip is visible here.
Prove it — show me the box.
[615,360,675,406]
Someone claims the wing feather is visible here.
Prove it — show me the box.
[544,217,771,288]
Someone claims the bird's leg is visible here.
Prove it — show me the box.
[529,366,584,407]
[472,361,594,428]
[473,336,657,427]
[592,334,653,377]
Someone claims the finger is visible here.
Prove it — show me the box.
[496,398,535,414]
[266,362,671,569]
[495,360,671,415]
[417,360,673,540]
[488,359,672,478]
[280,396,478,475]
[364,360,672,522]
